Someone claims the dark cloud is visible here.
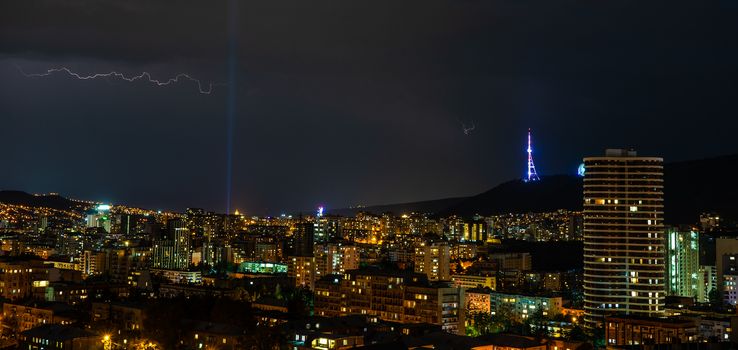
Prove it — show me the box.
[1,0,737,214]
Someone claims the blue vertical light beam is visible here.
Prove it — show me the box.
[225,0,238,214]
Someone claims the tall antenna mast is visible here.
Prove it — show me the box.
[526,128,541,182]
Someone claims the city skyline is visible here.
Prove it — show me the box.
[0,148,731,218]
[2,0,737,215]
[2,1,738,349]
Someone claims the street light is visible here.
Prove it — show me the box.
[102,334,112,350]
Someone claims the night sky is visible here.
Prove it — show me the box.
[1,0,737,215]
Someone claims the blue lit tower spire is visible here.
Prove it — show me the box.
[525,128,541,182]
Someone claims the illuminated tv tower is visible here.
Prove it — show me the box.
[525,128,541,182]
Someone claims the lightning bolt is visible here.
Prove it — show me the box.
[16,66,218,95]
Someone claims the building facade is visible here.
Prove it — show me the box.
[288,256,317,290]
[465,288,492,314]
[451,274,496,290]
[292,222,315,257]
[665,226,702,299]
[605,315,698,347]
[583,149,665,327]
[314,269,465,334]
[0,259,47,300]
[414,242,451,281]
[152,220,191,270]
[489,291,562,323]
[314,242,360,279]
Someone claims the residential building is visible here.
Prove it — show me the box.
[314,268,465,334]
[0,258,48,300]
[289,255,317,290]
[414,241,451,281]
[152,219,191,270]
[605,315,698,346]
[150,269,202,284]
[451,274,496,290]
[314,242,360,279]
[722,254,738,305]
[489,291,563,323]
[488,252,532,271]
[19,324,101,350]
[292,222,315,257]
[2,302,79,333]
[465,288,492,314]
[665,226,702,299]
[583,149,665,327]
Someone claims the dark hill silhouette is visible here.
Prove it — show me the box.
[663,154,738,224]
[0,190,89,211]
[3,154,737,224]
[439,175,582,217]
[331,154,738,225]
[328,197,466,217]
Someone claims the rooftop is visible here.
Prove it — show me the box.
[478,333,545,348]
[21,324,96,341]
[183,320,244,336]
[605,314,697,326]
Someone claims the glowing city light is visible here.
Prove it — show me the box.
[524,128,541,182]
[577,163,586,177]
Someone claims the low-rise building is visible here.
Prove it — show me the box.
[488,252,532,271]
[158,284,238,299]
[450,243,478,260]
[699,316,733,342]
[403,332,546,350]
[150,268,202,284]
[183,320,245,350]
[489,291,562,323]
[313,268,465,334]
[466,288,492,314]
[301,333,364,350]
[43,260,82,272]
[19,324,101,350]
[451,274,496,290]
[91,301,146,332]
[0,258,48,300]
[238,261,287,274]
[252,297,289,313]
[2,302,79,334]
[605,315,699,347]
[41,282,129,304]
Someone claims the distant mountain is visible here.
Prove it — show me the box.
[331,154,738,225]
[439,175,582,217]
[494,240,584,271]
[328,197,467,217]
[0,190,89,212]
[4,154,736,224]
[663,154,738,224]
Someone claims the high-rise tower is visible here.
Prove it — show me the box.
[525,128,541,182]
[583,149,665,327]
[292,221,315,257]
[665,226,702,299]
[152,219,191,270]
